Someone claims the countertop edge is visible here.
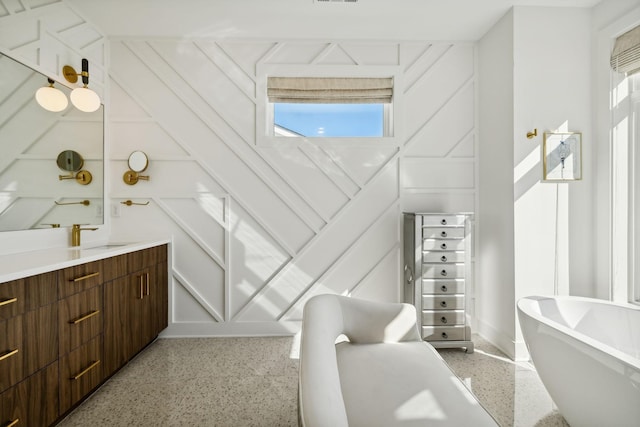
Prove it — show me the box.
[0,239,171,283]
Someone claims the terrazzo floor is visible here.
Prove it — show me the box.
[58,335,568,427]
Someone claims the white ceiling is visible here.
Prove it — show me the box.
[68,0,602,41]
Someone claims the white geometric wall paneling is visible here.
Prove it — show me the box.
[107,39,477,335]
[0,0,105,95]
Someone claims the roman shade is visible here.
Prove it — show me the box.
[267,77,393,104]
[611,25,640,75]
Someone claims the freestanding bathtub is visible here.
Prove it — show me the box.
[517,296,640,427]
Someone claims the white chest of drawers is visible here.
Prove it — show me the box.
[403,213,473,353]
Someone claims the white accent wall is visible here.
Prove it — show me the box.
[106,39,477,335]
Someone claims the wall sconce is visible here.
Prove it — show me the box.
[35,78,68,112]
[123,151,150,185]
[62,58,101,113]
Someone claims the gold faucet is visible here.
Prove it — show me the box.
[71,224,98,247]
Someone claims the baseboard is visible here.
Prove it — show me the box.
[160,320,301,337]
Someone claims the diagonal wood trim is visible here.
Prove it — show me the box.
[173,268,224,322]
[278,201,401,321]
[194,41,256,101]
[403,44,453,94]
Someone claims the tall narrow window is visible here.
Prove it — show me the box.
[267,77,393,138]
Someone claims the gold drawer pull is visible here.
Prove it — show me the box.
[145,272,150,296]
[6,419,19,427]
[71,360,100,380]
[0,297,18,307]
[71,272,100,282]
[70,310,100,324]
[0,348,19,362]
[139,275,144,299]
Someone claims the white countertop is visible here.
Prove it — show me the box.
[0,239,171,283]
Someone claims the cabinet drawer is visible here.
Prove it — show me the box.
[100,254,128,283]
[422,325,466,341]
[422,239,465,251]
[128,245,167,273]
[422,264,465,279]
[58,261,102,299]
[0,316,23,393]
[422,227,465,240]
[422,310,465,326]
[59,335,103,414]
[59,286,103,356]
[0,361,59,427]
[421,215,465,227]
[422,251,465,263]
[422,279,465,295]
[422,295,465,310]
[0,280,25,321]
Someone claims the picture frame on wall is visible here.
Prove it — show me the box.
[542,132,582,181]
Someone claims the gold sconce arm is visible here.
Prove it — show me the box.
[58,170,93,185]
[55,200,91,206]
[123,170,150,185]
[121,200,150,206]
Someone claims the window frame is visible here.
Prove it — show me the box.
[256,64,403,147]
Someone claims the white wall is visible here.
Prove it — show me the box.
[477,9,517,358]
[106,39,478,336]
[478,7,592,360]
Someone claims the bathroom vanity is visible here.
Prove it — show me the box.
[0,241,169,426]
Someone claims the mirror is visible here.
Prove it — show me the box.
[0,53,104,232]
[57,150,84,172]
[128,151,148,172]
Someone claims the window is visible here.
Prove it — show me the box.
[267,76,393,138]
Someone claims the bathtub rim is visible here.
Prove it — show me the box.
[517,295,640,372]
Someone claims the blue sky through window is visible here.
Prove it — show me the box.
[274,103,383,137]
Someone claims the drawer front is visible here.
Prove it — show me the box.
[422,264,465,279]
[421,215,465,227]
[58,261,102,299]
[422,325,466,341]
[422,310,465,326]
[422,239,465,251]
[422,227,465,240]
[0,361,59,427]
[0,280,25,321]
[23,271,58,311]
[22,304,58,378]
[59,286,103,356]
[100,254,128,283]
[0,316,23,393]
[422,295,465,310]
[422,251,465,263]
[59,335,103,414]
[422,279,465,295]
[128,245,167,273]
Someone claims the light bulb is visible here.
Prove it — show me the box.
[35,83,68,112]
[70,86,101,113]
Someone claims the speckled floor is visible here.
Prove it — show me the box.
[58,335,568,427]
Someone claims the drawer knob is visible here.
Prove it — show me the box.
[441,255,447,262]
[441,332,448,339]
[441,219,447,225]
[441,316,448,324]
[441,285,448,292]
[441,231,447,238]
[440,301,448,308]
[440,269,448,277]
[440,243,447,250]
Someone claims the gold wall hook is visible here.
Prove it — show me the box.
[58,170,92,185]
[55,200,91,206]
[121,200,150,206]
[526,128,538,139]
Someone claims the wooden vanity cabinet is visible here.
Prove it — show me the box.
[0,243,168,426]
[0,271,59,427]
[104,245,168,377]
